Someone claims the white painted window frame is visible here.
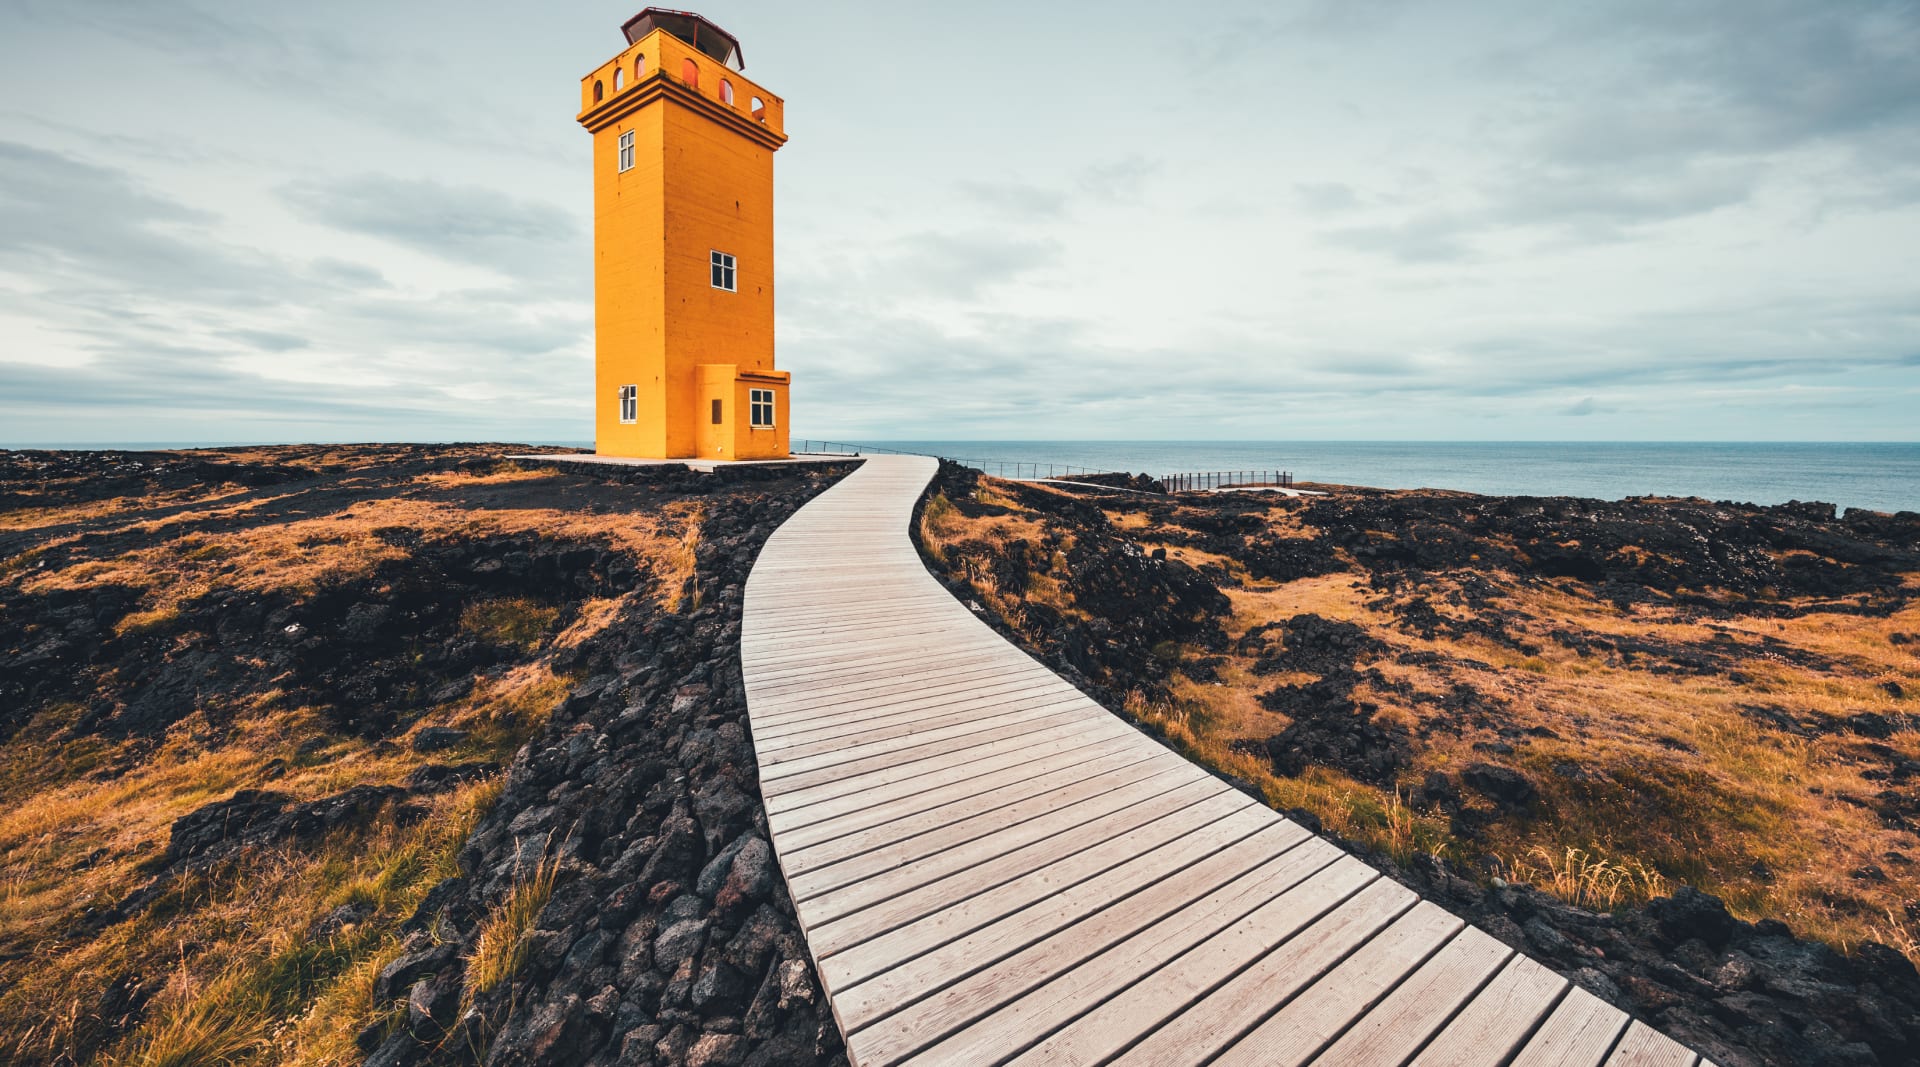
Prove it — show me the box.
[749,387,775,428]
[618,384,637,424]
[617,130,635,172]
[711,250,737,292]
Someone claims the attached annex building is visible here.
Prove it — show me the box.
[579,8,792,461]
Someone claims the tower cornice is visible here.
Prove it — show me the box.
[579,74,786,151]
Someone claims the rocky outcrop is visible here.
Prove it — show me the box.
[917,463,1230,706]
[165,784,410,866]
[915,462,1920,1067]
[1288,491,1920,615]
[357,463,856,1067]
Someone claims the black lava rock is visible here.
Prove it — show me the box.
[1460,762,1538,811]
[1649,886,1739,950]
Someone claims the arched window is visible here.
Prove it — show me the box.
[750,96,766,121]
[719,79,735,105]
[613,67,625,91]
[681,58,699,87]
[636,54,647,79]
[593,80,604,103]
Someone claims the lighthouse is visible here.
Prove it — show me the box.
[578,8,791,460]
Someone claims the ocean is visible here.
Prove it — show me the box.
[12,438,1917,515]
[836,441,1920,516]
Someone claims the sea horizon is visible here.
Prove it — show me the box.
[7,438,1918,514]
[855,440,1920,515]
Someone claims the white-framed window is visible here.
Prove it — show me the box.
[749,388,775,428]
[617,130,635,172]
[618,384,637,423]
[710,250,736,291]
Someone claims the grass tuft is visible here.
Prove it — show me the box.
[460,597,561,650]
[464,848,560,1004]
[1502,845,1671,912]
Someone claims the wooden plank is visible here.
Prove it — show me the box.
[787,762,1195,902]
[742,629,994,673]
[1410,954,1570,1067]
[1510,987,1632,1067]
[1604,1021,1698,1067]
[761,715,1136,819]
[745,644,1022,697]
[763,701,1093,794]
[744,621,979,656]
[742,594,959,624]
[826,802,1281,1033]
[806,777,1238,944]
[758,681,1083,763]
[1115,877,1419,1066]
[748,660,1059,725]
[1011,853,1377,1067]
[754,675,1073,752]
[781,750,1170,887]
[764,716,1142,829]
[1209,901,1464,1067]
[760,694,1089,778]
[891,828,1332,1066]
[748,663,1059,729]
[743,595,963,624]
[744,625,979,656]
[773,733,1144,849]
[1312,926,1514,1066]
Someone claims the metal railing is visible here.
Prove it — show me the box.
[789,441,1298,493]
[1160,470,1294,492]
[790,440,1119,480]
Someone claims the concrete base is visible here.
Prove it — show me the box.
[506,452,860,473]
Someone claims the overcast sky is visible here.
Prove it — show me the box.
[1,0,1916,445]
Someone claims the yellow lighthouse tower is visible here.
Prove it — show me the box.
[578,8,791,460]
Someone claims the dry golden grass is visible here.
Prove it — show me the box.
[463,847,560,1004]
[461,597,562,650]
[0,451,683,1065]
[2,776,500,1067]
[0,487,244,533]
[20,467,705,634]
[1502,845,1672,912]
[928,475,1920,962]
[918,494,966,565]
[920,488,1075,624]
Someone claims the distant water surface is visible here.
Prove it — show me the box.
[11,439,1916,515]
[844,441,1920,515]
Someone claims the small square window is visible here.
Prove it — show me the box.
[710,250,736,292]
[617,130,635,173]
[749,388,775,429]
[618,384,637,424]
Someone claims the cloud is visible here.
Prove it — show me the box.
[956,180,1068,220]
[9,0,553,159]
[1571,3,1920,158]
[3,3,1918,446]
[1078,155,1161,199]
[0,140,263,297]
[218,328,311,352]
[1515,3,1920,210]
[279,175,583,285]
[1295,182,1361,212]
[1320,212,1478,262]
[0,139,589,444]
[849,231,1063,301]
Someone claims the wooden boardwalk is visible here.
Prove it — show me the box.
[740,455,1706,1067]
